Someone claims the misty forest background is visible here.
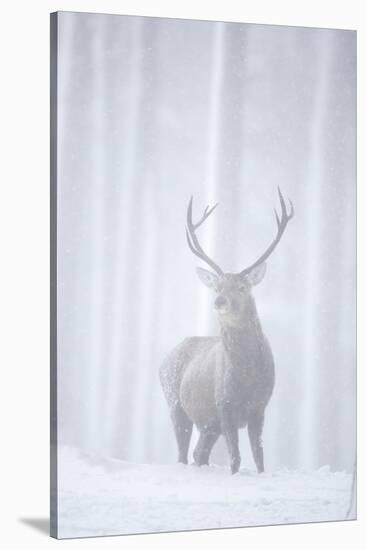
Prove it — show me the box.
[56,13,356,473]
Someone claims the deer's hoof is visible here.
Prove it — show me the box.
[230,458,241,475]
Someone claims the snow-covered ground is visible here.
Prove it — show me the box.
[57,446,354,539]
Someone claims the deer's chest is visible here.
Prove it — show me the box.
[215,349,265,411]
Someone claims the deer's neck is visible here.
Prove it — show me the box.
[220,301,263,367]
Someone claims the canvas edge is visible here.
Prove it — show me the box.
[50,10,58,540]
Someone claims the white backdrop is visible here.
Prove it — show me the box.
[0,1,364,550]
[56,12,355,472]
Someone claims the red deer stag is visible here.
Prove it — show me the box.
[160,189,294,474]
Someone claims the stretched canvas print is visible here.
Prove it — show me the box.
[50,11,357,539]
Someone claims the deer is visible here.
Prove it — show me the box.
[159,189,294,474]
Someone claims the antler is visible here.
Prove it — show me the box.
[240,187,294,276]
[186,196,223,275]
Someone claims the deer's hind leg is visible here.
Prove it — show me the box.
[171,402,193,464]
[193,426,220,466]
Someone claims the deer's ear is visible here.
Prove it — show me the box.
[196,267,220,289]
[245,262,266,286]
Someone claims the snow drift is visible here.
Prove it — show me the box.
[57,446,354,539]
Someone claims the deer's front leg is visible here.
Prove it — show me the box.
[218,400,241,474]
[248,410,265,473]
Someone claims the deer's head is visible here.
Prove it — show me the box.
[186,189,294,327]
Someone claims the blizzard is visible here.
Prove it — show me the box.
[57,446,354,539]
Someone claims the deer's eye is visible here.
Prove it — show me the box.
[238,284,247,293]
